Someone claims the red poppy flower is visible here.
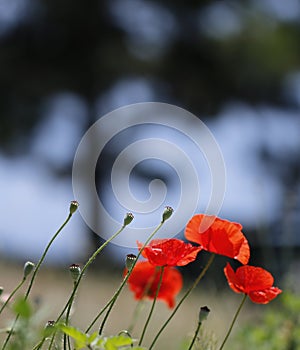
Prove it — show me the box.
[137,238,201,267]
[185,214,250,264]
[224,263,282,304]
[125,261,183,308]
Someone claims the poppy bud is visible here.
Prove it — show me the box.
[44,320,56,337]
[69,200,79,214]
[125,254,137,270]
[46,320,55,328]
[23,261,35,278]
[198,306,210,323]
[162,206,174,223]
[0,287,3,297]
[69,264,81,282]
[123,213,134,226]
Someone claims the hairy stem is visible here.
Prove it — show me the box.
[139,266,164,346]
[2,211,74,350]
[149,254,215,350]
[218,294,247,350]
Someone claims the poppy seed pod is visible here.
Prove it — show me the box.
[45,320,55,328]
[69,264,81,282]
[44,320,56,337]
[23,261,35,278]
[69,200,79,214]
[162,206,174,223]
[125,254,137,270]
[198,306,210,323]
[0,287,3,297]
[123,213,134,226]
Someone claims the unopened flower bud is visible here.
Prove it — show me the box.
[46,320,55,327]
[0,287,3,297]
[69,200,79,214]
[162,206,174,223]
[198,306,210,323]
[123,213,134,226]
[69,264,81,282]
[44,320,56,337]
[125,254,137,270]
[23,261,35,278]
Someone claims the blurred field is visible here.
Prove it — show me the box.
[0,259,264,349]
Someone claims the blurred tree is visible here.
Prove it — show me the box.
[0,0,299,269]
[1,0,300,153]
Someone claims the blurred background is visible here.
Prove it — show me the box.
[0,0,300,280]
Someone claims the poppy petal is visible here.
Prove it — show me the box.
[185,214,250,264]
[126,261,183,308]
[249,287,282,304]
[224,263,246,294]
[235,265,274,293]
[137,238,201,267]
[224,263,281,304]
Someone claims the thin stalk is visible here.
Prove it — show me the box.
[149,254,215,350]
[2,211,74,350]
[97,220,165,335]
[32,338,46,350]
[127,300,145,334]
[138,266,164,346]
[218,294,247,350]
[63,281,76,350]
[127,264,161,334]
[47,224,127,350]
[0,278,26,316]
[187,321,202,350]
[47,334,55,350]
[57,224,126,322]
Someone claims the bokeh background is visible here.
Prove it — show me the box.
[0,0,300,346]
[1,0,299,271]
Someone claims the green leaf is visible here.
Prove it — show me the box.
[94,334,134,349]
[12,297,31,319]
[89,331,100,345]
[105,334,133,347]
[58,324,89,349]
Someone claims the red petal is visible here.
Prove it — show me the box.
[126,261,183,308]
[224,263,246,294]
[157,267,183,308]
[235,265,274,293]
[137,239,201,267]
[185,214,250,264]
[224,264,282,304]
[248,287,282,304]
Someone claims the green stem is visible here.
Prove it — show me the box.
[97,221,165,335]
[47,224,127,350]
[149,254,215,350]
[218,294,247,350]
[63,281,76,350]
[139,266,164,346]
[0,277,26,316]
[57,224,127,322]
[2,211,74,350]
[32,338,46,350]
[187,321,202,350]
[47,334,55,350]
[127,300,145,334]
